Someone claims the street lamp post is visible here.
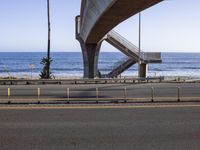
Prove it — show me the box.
[47,0,51,79]
[138,12,142,77]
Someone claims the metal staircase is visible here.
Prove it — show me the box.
[106,31,140,61]
[108,57,137,78]
[104,30,162,78]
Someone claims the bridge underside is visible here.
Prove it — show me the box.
[77,0,163,78]
[80,0,163,43]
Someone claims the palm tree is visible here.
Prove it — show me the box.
[40,0,52,79]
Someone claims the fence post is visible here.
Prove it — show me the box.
[124,87,127,102]
[67,88,70,103]
[7,87,11,104]
[96,87,99,103]
[38,88,40,99]
[8,87,11,98]
[151,87,154,102]
[178,87,180,102]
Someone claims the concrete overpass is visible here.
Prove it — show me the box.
[76,0,163,78]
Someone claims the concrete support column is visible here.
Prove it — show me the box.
[76,16,102,78]
[80,42,102,78]
[139,63,148,78]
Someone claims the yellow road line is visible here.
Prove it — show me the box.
[1,104,200,110]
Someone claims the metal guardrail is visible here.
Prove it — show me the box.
[0,77,164,85]
[1,85,200,104]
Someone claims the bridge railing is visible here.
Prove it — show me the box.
[142,52,161,61]
[107,31,161,62]
[108,30,140,56]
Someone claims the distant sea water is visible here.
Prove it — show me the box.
[0,52,200,78]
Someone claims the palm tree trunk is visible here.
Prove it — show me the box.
[47,0,51,79]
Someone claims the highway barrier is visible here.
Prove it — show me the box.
[0,85,200,104]
[0,77,164,85]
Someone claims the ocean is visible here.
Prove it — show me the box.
[0,52,199,78]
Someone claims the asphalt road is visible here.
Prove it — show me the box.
[0,83,200,102]
[0,104,200,150]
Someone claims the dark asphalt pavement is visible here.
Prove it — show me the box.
[0,105,200,150]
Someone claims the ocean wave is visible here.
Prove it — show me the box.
[0,52,200,77]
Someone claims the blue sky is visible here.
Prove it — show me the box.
[0,0,200,52]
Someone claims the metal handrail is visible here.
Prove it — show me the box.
[107,30,161,61]
[108,30,140,56]
[112,56,130,70]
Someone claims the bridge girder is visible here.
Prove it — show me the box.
[80,0,163,44]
